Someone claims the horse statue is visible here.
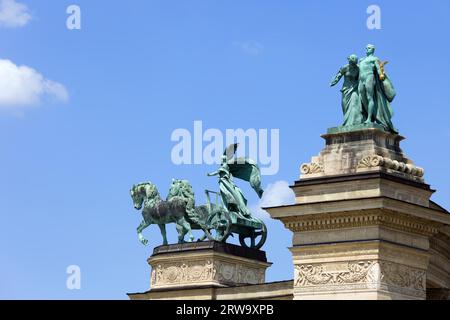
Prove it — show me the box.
[130,181,195,245]
[131,179,228,246]
[166,179,229,242]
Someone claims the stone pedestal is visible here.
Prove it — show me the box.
[139,241,271,298]
[266,128,450,300]
[300,128,425,183]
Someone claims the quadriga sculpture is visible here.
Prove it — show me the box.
[130,143,267,249]
[330,44,397,133]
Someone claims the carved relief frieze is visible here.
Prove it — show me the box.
[379,261,426,291]
[294,260,426,298]
[294,261,377,287]
[151,259,265,287]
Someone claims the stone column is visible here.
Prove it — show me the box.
[266,128,450,300]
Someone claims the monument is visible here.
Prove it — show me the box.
[267,44,450,300]
[128,45,450,300]
[128,144,276,300]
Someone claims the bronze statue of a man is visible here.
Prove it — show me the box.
[358,44,397,133]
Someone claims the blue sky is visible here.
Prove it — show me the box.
[0,0,449,299]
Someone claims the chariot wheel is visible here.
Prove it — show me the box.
[239,219,267,250]
[204,209,232,242]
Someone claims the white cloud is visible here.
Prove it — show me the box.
[0,0,32,28]
[250,180,295,220]
[233,41,264,56]
[0,59,68,110]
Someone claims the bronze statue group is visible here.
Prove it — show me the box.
[330,44,397,133]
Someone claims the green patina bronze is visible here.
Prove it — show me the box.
[330,54,364,127]
[130,143,267,249]
[330,44,398,134]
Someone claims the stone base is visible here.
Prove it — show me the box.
[147,241,271,291]
[300,128,424,183]
[327,123,387,134]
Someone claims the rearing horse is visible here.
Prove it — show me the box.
[130,182,194,245]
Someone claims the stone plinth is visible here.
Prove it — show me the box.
[300,128,424,183]
[147,241,271,291]
[266,128,450,300]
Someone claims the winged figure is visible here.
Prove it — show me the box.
[207,143,264,219]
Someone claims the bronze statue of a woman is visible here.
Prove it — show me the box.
[207,143,264,219]
[330,54,364,127]
[207,155,251,218]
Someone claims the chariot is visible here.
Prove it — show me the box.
[201,190,267,250]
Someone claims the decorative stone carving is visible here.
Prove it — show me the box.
[294,261,376,287]
[284,209,440,236]
[294,260,427,298]
[379,261,426,291]
[300,162,324,175]
[205,260,216,280]
[218,262,236,282]
[152,260,217,286]
[357,155,424,178]
[236,265,264,284]
[358,155,385,168]
[150,259,266,288]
